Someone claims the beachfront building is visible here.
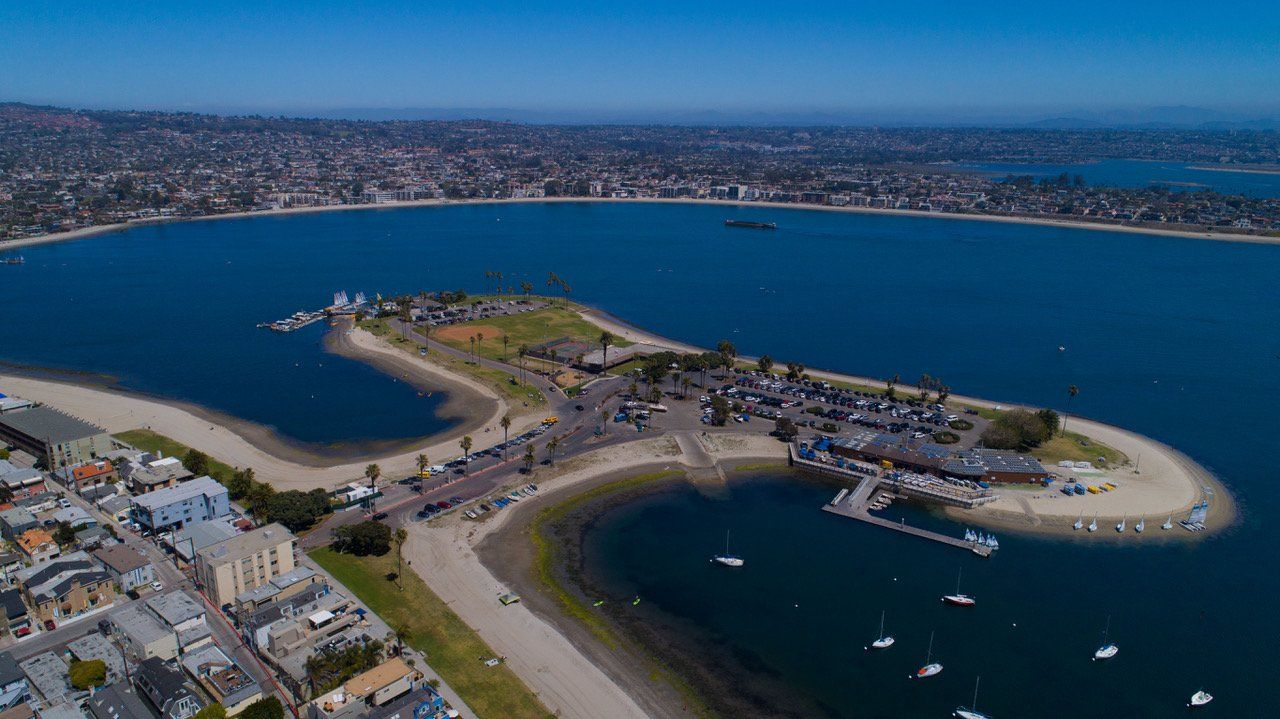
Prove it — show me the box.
[120,455,193,494]
[262,591,360,662]
[306,658,433,719]
[91,544,155,593]
[0,407,114,470]
[829,430,1048,484]
[233,565,322,617]
[178,645,263,715]
[0,461,45,500]
[130,476,229,532]
[194,523,296,607]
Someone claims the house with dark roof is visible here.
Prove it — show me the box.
[87,682,156,719]
[15,553,115,622]
[0,591,28,635]
[134,658,203,719]
[0,652,29,710]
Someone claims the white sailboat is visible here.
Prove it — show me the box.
[1188,690,1213,707]
[1073,513,1084,531]
[942,568,975,606]
[1087,515,1098,532]
[711,530,744,567]
[1135,517,1145,533]
[1093,615,1118,661]
[953,676,992,719]
[912,630,943,679]
[1162,514,1174,530]
[1116,514,1126,533]
[868,610,894,650]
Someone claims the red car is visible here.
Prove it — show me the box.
[435,501,451,509]
[43,619,56,631]
[15,626,30,637]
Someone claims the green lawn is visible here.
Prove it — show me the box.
[309,547,554,719]
[357,319,546,408]
[112,429,237,482]
[1032,430,1128,469]
[430,305,631,363]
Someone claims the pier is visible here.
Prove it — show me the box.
[790,444,996,557]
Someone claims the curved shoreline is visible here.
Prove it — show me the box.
[4,196,1279,252]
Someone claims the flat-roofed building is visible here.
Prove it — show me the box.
[66,633,126,686]
[18,653,68,708]
[146,591,211,653]
[234,566,321,616]
[166,519,238,564]
[0,509,36,541]
[195,523,295,607]
[179,645,262,715]
[130,476,229,532]
[122,456,192,495]
[307,658,421,719]
[0,407,114,470]
[111,604,178,661]
[264,591,359,662]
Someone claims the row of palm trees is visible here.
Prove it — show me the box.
[481,269,536,298]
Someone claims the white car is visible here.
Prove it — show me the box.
[150,580,163,592]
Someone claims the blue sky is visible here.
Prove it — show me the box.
[2,1,1278,118]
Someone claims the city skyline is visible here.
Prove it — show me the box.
[4,1,1279,122]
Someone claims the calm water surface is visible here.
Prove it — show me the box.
[3,202,1279,714]
[955,158,1280,197]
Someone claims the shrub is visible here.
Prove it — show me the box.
[820,422,839,433]
[980,408,1050,449]
[933,431,960,444]
[979,423,1021,450]
[948,419,974,431]
[69,659,106,689]
[240,697,284,719]
[195,705,227,719]
[1036,408,1061,435]
[332,521,392,556]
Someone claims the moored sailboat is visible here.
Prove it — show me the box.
[712,530,744,567]
[868,610,894,650]
[1088,515,1098,532]
[1093,615,1118,661]
[1188,690,1213,707]
[942,568,975,607]
[1135,517,1145,533]
[953,676,992,719]
[911,630,943,679]
[1162,514,1174,530]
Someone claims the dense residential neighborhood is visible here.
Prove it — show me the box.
[0,396,460,719]
[2,103,1279,241]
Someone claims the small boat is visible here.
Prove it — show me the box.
[592,600,605,607]
[631,596,641,606]
[1093,615,1118,661]
[1162,515,1174,531]
[912,631,943,679]
[1116,515,1126,533]
[1135,517,1145,533]
[712,530,744,567]
[953,676,992,719]
[1088,515,1098,532]
[942,568,976,607]
[868,610,895,650]
[1058,345,1066,352]
[1073,513,1084,531]
[1188,690,1213,707]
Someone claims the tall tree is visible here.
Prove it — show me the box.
[599,330,616,374]
[393,527,408,590]
[716,339,737,373]
[459,435,473,474]
[545,435,560,465]
[499,415,512,459]
[523,444,536,473]
[517,344,529,384]
[415,454,429,478]
[1064,384,1080,435]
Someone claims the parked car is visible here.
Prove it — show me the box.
[150,580,163,592]
[44,619,56,631]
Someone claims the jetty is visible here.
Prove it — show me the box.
[790,443,998,557]
[257,290,369,332]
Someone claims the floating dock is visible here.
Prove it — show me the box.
[792,444,997,557]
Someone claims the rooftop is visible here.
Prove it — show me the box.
[92,545,150,575]
[344,658,414,699]
[87,683,155,719]
[0,406,107,444]
[145,590,205,627]
[197,523,294,566]
[131,476,226,511]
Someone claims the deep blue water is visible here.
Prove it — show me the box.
[3,201,1279,714]
[954,158,1280,198]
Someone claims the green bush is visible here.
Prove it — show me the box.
[195,705,226,719]
[69,659,106,689]
[980,408,1051,449]
[933,431,960,444]
[948,418,974,431]
[240,697,284,719]
[332,521,392,556]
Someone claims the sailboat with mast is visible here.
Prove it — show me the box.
[711,530,743,567]
[1093,615,1118,660]
[942,568,975,606]
[1135,516,1145,533]
[1116,514,1126,533]
[953,676,992,719]
[911,630,943,679]
[1087,515,1098,532]
[1073,513,1084,531]
[868,610,894,650]
[1162,514,1173,530]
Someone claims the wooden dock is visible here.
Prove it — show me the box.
[822,490,992,557]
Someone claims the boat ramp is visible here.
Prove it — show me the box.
[790,443,999,557]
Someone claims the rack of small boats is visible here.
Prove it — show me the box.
[257,309,328,332]
[963,528,998,553]
[0,255,24,265]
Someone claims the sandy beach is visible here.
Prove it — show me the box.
[0,323,545,488]
[4,196,1277,253]
[403,432,783,719]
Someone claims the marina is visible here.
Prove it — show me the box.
[256,290,369,332]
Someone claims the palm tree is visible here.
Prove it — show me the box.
[415,453,429,478]
[757,354,774,373]
[886,373,900,398]
[523,444,536,473]
[600,409,609,435]
[1064,385,1079,435]
[546,272,560,302]
[628,380,638,398]
[398,306,412,340]
[501,334,510,361]
[561,282,572,308]
[468,336,476,363]
[599,330,615,374]
[716,339,737,373]
[681,376,692,399]
[521,280,533,297]
[420,323,431,354]
[517,344,529,384]
[459,435,473,474]
[546,435,560,465]
[364,463,381,512]
[393,527,408,590]
[499,415,512,459]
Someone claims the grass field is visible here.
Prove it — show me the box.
[357,319,546,408]
[431,306,631,363]
[309,547,554,719]
[1032,430,1128,469]
[112,429,237,482]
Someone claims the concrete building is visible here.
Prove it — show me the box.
[0,407,114,470]
[130,476,229,531]
[166,519,238,564]
[111,604,178,661]
[18,653,69,708]
[263,591,359,662]
[135,658,204,719]
[66,633,126,686]
[92,544,155,593]
[234,566,322,617]
[195,523,296,607]
[0,467,44,500]
[145,591,210,654]
[15,553,114,622]
[0,510,36,541]
[121,455,192,495]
